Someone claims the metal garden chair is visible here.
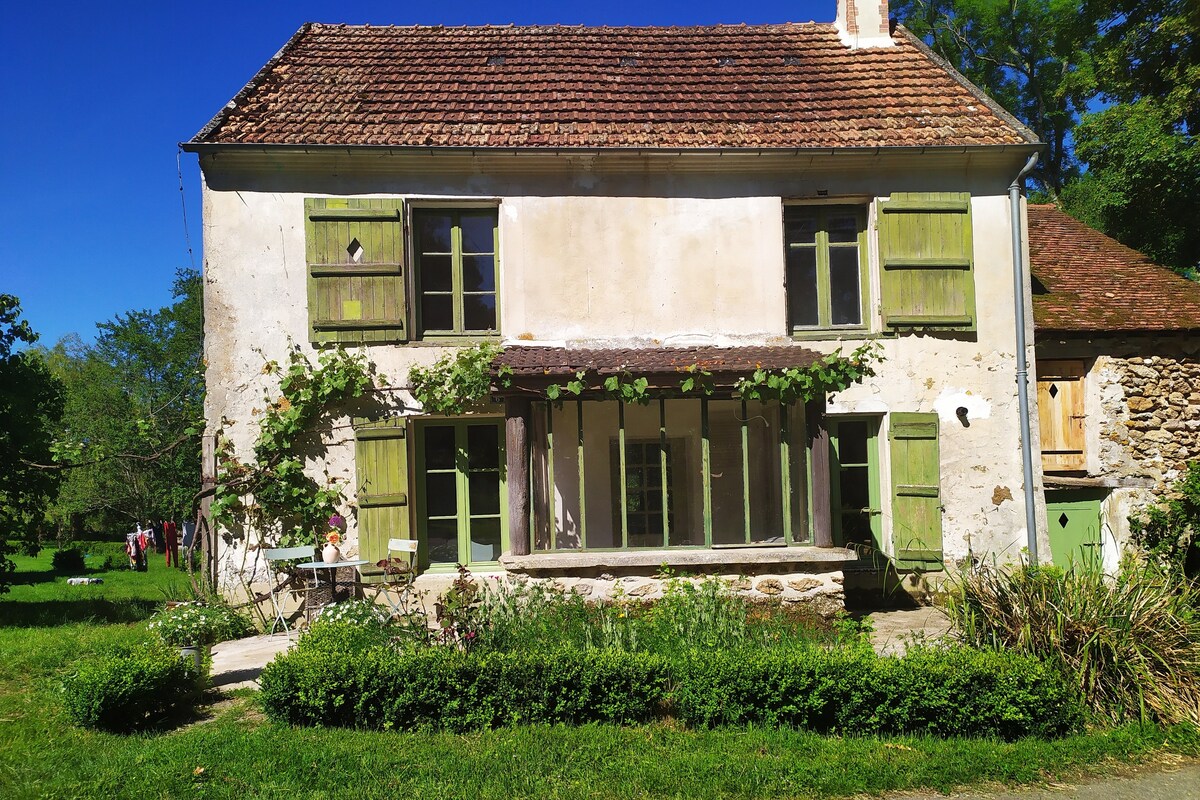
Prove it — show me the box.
[264,545,317,637]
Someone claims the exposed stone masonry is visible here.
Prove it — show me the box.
[1101,353,1200,489]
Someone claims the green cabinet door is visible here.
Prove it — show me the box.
[1045,490,1105,573]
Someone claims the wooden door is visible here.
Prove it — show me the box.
[1046,490,1104,573]
[1037,359,1086,472]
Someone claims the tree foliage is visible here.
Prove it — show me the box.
[894,0,1200,274]
[1060,100,1200,275]
[45,269,204,533]
[893,0,1098,195]
[0,296,64,591]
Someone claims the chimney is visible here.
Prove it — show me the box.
[835,0,894,49]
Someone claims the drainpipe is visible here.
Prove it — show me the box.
[1010,153,1040,564]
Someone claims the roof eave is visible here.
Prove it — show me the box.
[179,141,1044,157]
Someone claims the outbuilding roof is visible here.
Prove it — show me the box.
[1029,205,1200,334]
[191,22,1035,150]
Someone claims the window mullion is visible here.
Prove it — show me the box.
[454,423,470,562]
[577,400,587,550]
[816,215,832,328]
[546,403,556,547]
[701,398,712,547]
[659,398,669,547]
[450,212,463,333]
[618,402,628,549]
[741,398,752,543]
[780,402,792,543]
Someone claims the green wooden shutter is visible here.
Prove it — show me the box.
[889,412,943,570]
[355,419,410,580]
[305,198,407,345]
[878,192,975,332]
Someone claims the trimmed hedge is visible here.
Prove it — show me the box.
[673,646,1084,739]
[51,548,86,573]
[261,646,668,731]
[61,643,202,731]
[259,631,1082,738]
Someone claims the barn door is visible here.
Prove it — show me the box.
[1037,359,1086,472]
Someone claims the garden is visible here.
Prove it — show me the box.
[2,538,1200,799]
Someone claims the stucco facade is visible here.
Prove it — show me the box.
[199,147,1046,597]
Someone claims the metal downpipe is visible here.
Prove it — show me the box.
[1010,153,1040,564]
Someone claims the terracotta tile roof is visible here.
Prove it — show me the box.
[495,345,822,382]
[192,23,1035,149]
[1029,205,1200,334]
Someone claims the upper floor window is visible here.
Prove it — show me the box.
[414,208,499,337]
[784,205,868,332]
[303,198,499,345]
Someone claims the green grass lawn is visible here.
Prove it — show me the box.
[0,549,1197,799]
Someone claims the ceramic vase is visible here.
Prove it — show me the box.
[322,543,341,563]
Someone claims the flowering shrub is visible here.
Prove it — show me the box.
[148,602,250,646]
[314,599,389,628]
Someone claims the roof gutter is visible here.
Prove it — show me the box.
[1010,152,1040,565]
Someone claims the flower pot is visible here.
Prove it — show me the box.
[322,543,342,563]
[180,644,203,673]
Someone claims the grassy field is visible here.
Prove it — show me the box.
[0,548,1197,799]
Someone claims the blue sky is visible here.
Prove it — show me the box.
[0,1,835,347]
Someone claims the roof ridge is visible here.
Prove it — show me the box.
[303,21,827,32]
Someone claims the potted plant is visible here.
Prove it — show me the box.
[148,602,247,671]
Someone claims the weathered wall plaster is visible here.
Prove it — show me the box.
[200,149,1044,592]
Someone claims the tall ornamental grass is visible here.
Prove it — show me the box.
[944,561,1200,725]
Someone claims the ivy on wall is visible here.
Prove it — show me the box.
[212,345,379,548]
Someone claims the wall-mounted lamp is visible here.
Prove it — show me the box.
[956,406,970,427]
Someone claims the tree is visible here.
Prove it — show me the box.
[46,269,204,533]
[895,0,1200,274]
[1061,99,1200,274]
[0,296,64,592]
[893,0,1099,196]
[1090,0,1200,134]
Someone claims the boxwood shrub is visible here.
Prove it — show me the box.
[61,642,202,732]
[259,631,1081,739]
[261,642,668,731]
[673,645,1084,739]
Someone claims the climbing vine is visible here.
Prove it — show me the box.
[409,342,510,416]
[407,341,882,411]
[212,344,379,548]
[733,342,882,405]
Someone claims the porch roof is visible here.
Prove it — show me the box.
[493,344,823,388]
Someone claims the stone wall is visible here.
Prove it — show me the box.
[1099,351,1200,489]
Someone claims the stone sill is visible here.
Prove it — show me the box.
[500,546,858,574]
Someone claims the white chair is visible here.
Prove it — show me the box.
[265,545,317,636]
[374,538,419,620]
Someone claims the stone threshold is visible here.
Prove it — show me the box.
[500,546,858,574]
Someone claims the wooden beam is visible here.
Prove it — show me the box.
[807,397,833,548]
[505,398,531,556]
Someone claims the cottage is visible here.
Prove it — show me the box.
[184,0,1052,606]
[1029,204,1200,573]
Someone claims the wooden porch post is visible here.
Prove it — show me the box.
[807,396,834,548]
[505,397,531,556]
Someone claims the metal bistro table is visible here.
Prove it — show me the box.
[296,559,369,620]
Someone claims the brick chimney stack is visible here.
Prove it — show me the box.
[835,0,894,49]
